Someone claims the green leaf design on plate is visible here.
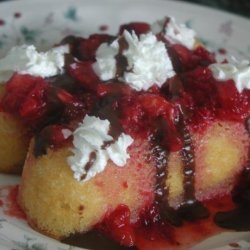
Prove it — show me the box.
[199,37,210,47]
[64,6,78,21]
[185,19,193,29]
[0,40,4,49]
[12,235,48,250]
[29,242,47,250]
[20,26,40,43]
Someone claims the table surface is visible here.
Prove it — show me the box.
[179,0,250,18]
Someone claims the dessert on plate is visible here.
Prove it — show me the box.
[0,16,250,249]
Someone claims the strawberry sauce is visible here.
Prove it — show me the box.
[0,185,26,220]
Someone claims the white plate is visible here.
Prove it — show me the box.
[0,0,250,249]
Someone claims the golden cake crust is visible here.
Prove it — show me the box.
[0,85,29,174]
[18,138,155,239]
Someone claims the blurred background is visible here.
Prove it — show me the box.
[0,0,249,18]
[179,0,250,18]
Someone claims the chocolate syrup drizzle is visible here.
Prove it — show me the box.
[214,117,250,230]
[151,117,182,226]
[63,230,137,250]
[153,78,209,226]
[80,152,97,181]
[161,17,171,33]
[175,112,209,221]
[78,94,124,180]
[115,37,129,79]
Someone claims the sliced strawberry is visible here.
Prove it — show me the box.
[67,61,100,91]
[97,205,136,247]
[137,94,178,136]
[62,99,86,122]
[53,88,86,122]
[168,44,215,73]
[215,80,250,121]
[137,94,173,118]
[119,22,151,36]
[1,73,49,124]
[96,82,134,97]
[61,34,115,61]
[193,45,216,66]
[56,89,75,104]
[77,34,114,61]
[120,99,144,135]
[167,44,192,72]
[34,124,72,157]
[19,80,48,121]
[181,67,218,109]
[1,73,39,113]
[44,124,71,147]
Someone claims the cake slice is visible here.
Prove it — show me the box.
[17,117,249,243]
[18,135,155,241]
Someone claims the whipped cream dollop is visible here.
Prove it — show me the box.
[67,115,134,182]
[93,40,119,81]
[209,59,250,93]
[151,17,196,50]
[0,44,69,82]
[93,30,175,91]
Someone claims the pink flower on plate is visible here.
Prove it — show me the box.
[44,12,54,25]
[219,20,233,37]
[14,12,21,19]
[0,19,5,26]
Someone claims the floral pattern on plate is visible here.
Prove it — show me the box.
[0,6,83,56]
[0,0,249,59]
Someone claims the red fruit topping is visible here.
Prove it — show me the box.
[120,93,175,130]
[3,185,26,220]
[139,204,161,227]
[182,67,217,108]
[193,46,216,66]
[167,44,215,73]
[216,80,250,121]
[19,80,48,120]
[77,34,115,61]
[96,82,134,97]
[62,99,86,122]
[44,124,72,147]
[1,73,49,123]
[2,74,39,111]
[67,61,100,91]
[33,124,72,157]
[137,94,173,118]
[136,204,174,242]
[120,98,144,135]
[97,205,136,247]
[119,22,151,36]
[56,89,75,104]
[54,88,87,122]
[181,66,250,124]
